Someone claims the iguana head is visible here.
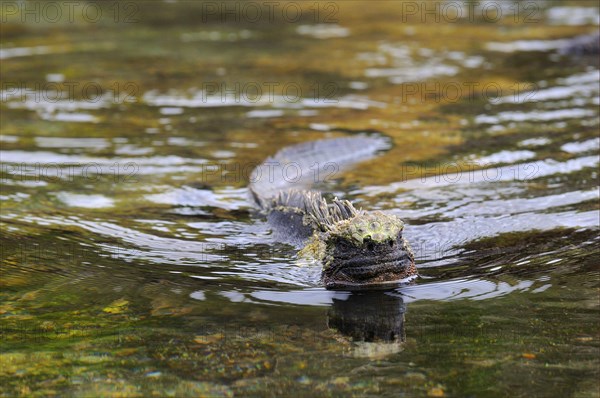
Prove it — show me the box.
[321,211,416,289]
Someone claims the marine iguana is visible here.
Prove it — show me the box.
[249,134,416,289]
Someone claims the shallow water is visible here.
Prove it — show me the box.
[1,1,599,397]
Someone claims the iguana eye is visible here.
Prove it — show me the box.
[389,240,395,248]
[336,240,351,251]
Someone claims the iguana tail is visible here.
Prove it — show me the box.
[249,134,391,209]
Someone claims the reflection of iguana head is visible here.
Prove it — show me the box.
[321,212,416,289]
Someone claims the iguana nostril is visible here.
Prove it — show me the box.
[389,240,394,248]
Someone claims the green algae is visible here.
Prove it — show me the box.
[329,211,404,245]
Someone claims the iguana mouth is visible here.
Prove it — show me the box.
[323,261,415,289]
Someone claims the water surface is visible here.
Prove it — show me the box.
[1,1,599,397]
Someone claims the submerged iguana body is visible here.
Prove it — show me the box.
[249,135,416,289]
